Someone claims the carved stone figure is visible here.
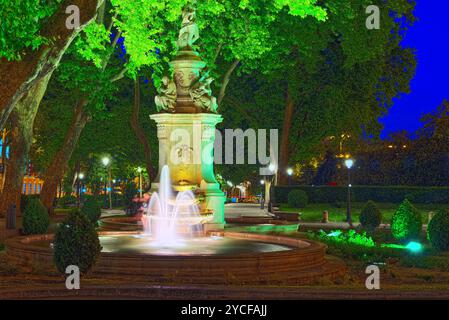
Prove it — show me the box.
[177,5,200,49]
[190,77,218,113]
[155,76,177,112]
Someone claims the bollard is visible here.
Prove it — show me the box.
[6,204,16,230]
[322,210,329,224]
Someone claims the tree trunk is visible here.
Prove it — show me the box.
[131,79,155,182]
[0,0,103,130]
[0,75,51,217]
[40,99,89,214]
[217,60,240,107]
[278,85,295,186]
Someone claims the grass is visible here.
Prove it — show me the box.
[279,202,447,223]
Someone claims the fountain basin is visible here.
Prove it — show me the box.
[5,232,346,285]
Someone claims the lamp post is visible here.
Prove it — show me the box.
[77,173,84,208]
[102,157,112,209]
[287,168,293,185]
[137,167,143,198]
[260,179,265,209]
[344,159,354,227]
[268,163,277,212]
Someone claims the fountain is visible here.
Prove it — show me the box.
[3,3,346,288]
[141,166,211,244]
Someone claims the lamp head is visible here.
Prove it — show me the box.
[102,157,110,166]
[345,159,354,169]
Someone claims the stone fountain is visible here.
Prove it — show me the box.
[3,5,347,289]
[150,4,225,232]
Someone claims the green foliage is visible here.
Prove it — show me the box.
[57,195,77,208]
[306,230,394,263]
[22,199,50,235]
[20,194,40,212]
[74,23,110,68]
[391,199,422,242]
[53,210,102,275]
[287,189,308,208]
[123,182,138,207]
[313,229,376,248]
[360,201,382,231]
[80,198,102,224]
[427,210,449,251]
[274,185,449,204]
[0,0,63,60]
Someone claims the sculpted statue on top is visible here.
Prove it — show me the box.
[155,76,177,112]
[190,72,218,113]
[177,5,200,49]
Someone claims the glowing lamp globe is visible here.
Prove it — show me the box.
[344,159,354,169]
[102,157,110,166]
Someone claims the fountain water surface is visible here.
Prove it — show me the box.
[141,166,209,245]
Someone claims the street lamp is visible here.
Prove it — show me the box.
[77,173,84,208]
[287,168,293,185]
[344,159,354,227]
[260,179,266,209]
[137,167,143,198]
[102,157,112,209]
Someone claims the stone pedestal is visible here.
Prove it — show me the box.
[150,113,225,229]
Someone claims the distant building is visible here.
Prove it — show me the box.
[1,129,44,195]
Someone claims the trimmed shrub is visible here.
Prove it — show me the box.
[274,185,449,204]
[123,182,138,207]
[360,201,382,231]
[81,198,102,224]
[22,199,50,235]
[427,209,449,251]
[56,195,77,208]
[20,194,40,212]
[287,190,308,208]
[53,210,102,275]
[391,199,422,242]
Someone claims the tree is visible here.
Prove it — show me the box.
[36,0,328,211]
[0,0,104,217]
[274,0,417,184]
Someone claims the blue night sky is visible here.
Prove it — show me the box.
[380,0,449,139]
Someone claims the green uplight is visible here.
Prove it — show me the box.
[406,241,423,253]
[328,230,343,237]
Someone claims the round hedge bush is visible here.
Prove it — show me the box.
[81,198,102,224]
[427,209,449,251]
[53,210,102,275]
[391,199,422,242]
[287,190,308,208]
[360,200,382,231]
[22,198,50,235]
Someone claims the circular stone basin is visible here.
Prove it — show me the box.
[99,234,293,255]
[5,232,346,285]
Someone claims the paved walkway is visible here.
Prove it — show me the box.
[224,203,271,219]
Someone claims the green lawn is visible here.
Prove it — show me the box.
[279,202,447,224]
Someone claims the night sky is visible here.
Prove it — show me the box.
[380,0,449,138]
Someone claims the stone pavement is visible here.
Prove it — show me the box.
[224,203,271,219]
[100,203,272,220]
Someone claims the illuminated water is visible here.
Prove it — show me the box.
[99,234,293,256]
[141,166,209,245]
